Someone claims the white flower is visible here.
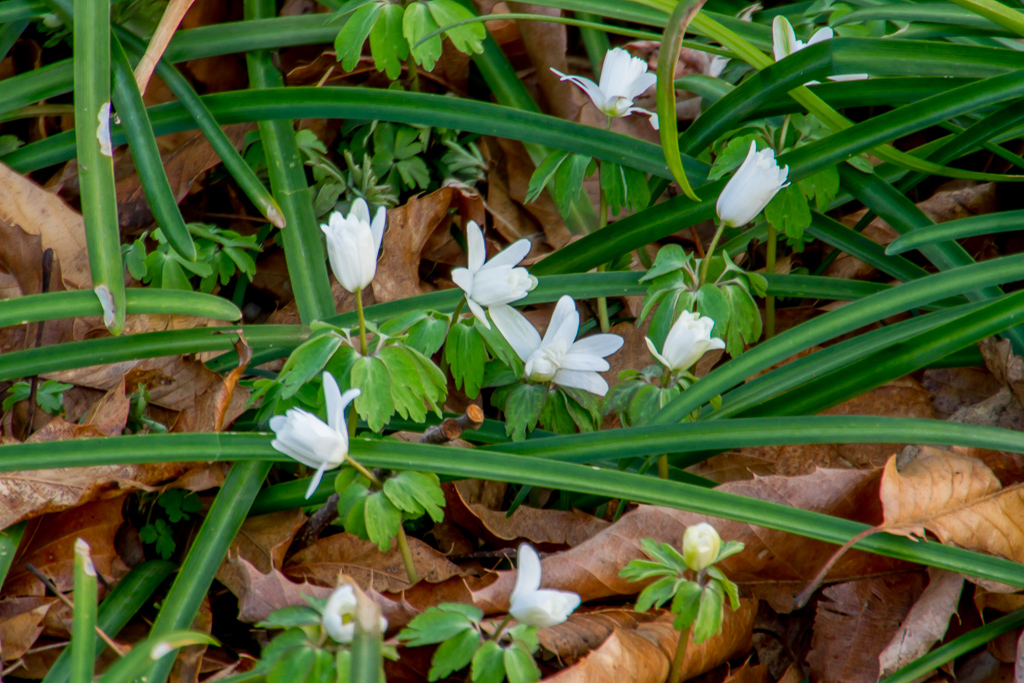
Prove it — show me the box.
[320,198,386,293]
[716,141,789,228]
[772,16,867,82]
[322,584,388,643]
[490,296,623,396]
[682,522,721,572]
[269,372,360,499]
[551,47,659,129]
[646,310,725,373]
[508,544,580,628]
[451,221,537,329]
[97,102,112,158]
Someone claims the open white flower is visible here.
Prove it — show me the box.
[772,16,867,82]
[321,198,386,293]
[508,544,581,628]
[646,310,725,373]
[322,584,389,643]
[716,141,789,228]
[451,221,537,329]
[682,522,721,572]
[552,47,659,129]
[269,372,360,499]
[491,296,623,396]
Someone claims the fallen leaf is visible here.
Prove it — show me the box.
[0,596,57,661]
[284,532,463,593]
[4,496,125,596]
[880,449,1024,564]
[879,568,964,677]
[808,573,928,683]
[724,659,771,683]
[169,596,212,683]
[545,601,756,682]
[216,555,332,623]
[228,509,307,574]
[80,377,130,436]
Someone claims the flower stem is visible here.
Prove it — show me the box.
[766,222,777,339]
[668,626,691,683]
[355,289,368,356]
[347,455,382,488]
[699,222,727,287]
[596,131,611,334]
[657,454,669,480]
[778,114,791,150]
[490,614,514,642]
[395,525,420,586]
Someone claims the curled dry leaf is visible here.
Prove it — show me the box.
[808,573,928,683]
[284,532,464,593]
[228,509,307,574]
[216,555,332,624]
[444,482,609,548]
[545,601,756,683]
[0,596,58,662]
[880,449,1024,564]
[878,568,964,678]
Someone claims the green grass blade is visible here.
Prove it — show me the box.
[145,461,270,683]
[70,539,98,683]
[888,210,1024,255]
[947,0,1024,37]
[0,0,45,23]
[806,211,931,283]
[0,289,241,327]
[72,0,125,335]
[109,34,196,261]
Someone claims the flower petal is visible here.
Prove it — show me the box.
[370,206,387,255]
[305,463,328,499]
[625,72,657,101]
[351,198,371,226]
[551,68,609,111]
[644,336,673,369]
[451,267,474,298]
[807,27,834,46]
[553,368,609,396]
[466,221,486,273]
[323,371,344,432]
[482,238,532,270]
[511,543,543,603]
[542,296,580,349]
[627,106,659,130]
[569,333,623,359]
[490,304,540,361]
[466,298,489,329]
[558,351,610,372]
[772,15,798,62]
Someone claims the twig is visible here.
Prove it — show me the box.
[25,564,126,656]
[290,492,340,554]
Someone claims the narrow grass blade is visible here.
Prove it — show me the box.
[70,539,98,683]
[72,0,125,334]
[100,632,218,683]
[887,210,1024,255]
[947,0,1024,37]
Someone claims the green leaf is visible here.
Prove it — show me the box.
[471,640,505,683]
[446,321,486,398]
[692,582,725,644]
[335,2,381,72]
[403,2,442,71]
[708,133,758,181]
[553,153,592,217]
[279,333,344,399]
[561,386,601,433]
[503,642,541,683]
[634,575,678,612]
[798,165,840,211]
[337,480,372,540]
[406,313,448,356]
[764,184,812,241]
[722,284,762,356]
[428,628,481,681]
[428,0,485,55]
[379,345,430,423]
[695,283,730,337]
[504,383,549,441]
[257,605,323,630]
[369,3,406,79]
[383,470,446,522]
[399,606,477,647]
[364,490,403,551]
[352,355,395,432]
[671,580,702,630]
[538,389,575,434]
[526,150,570,204]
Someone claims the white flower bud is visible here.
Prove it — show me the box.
[682,522,721,572]
[322,584,388,643]
[645,310,725,373]
[715,141,789,228]
[321,199,386,293]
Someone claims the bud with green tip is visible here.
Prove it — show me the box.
[682,522,721,571]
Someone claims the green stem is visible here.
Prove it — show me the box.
[657,454,669,480]
[668,626,690,683]
[490,614,514,642]
[699,222,727,286]
[356,289,368,356]
[766,223,777,339]
[406,53,420,92]
[778,114,791,150]
[395,525,421,586]
[596,122,611,333]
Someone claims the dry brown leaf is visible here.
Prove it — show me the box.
[4,496,124,596]
[228,509,307,574]
[0,161,91,292]
[213,335,252,432]
[373,186,483,303]
[546,601,755,683]
[217,555,333,623]
[880,449,1024,564]
[808,574,928,683]
[724,659,772,683]
[879,568,964,677]
[0,419,199,530]
[284,532,463,593]
[0,596,57,661]
[468,468,905,615]
[80,377,130,436]
[444,483,608,548]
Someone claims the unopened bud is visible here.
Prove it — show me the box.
[682,522,721,571]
